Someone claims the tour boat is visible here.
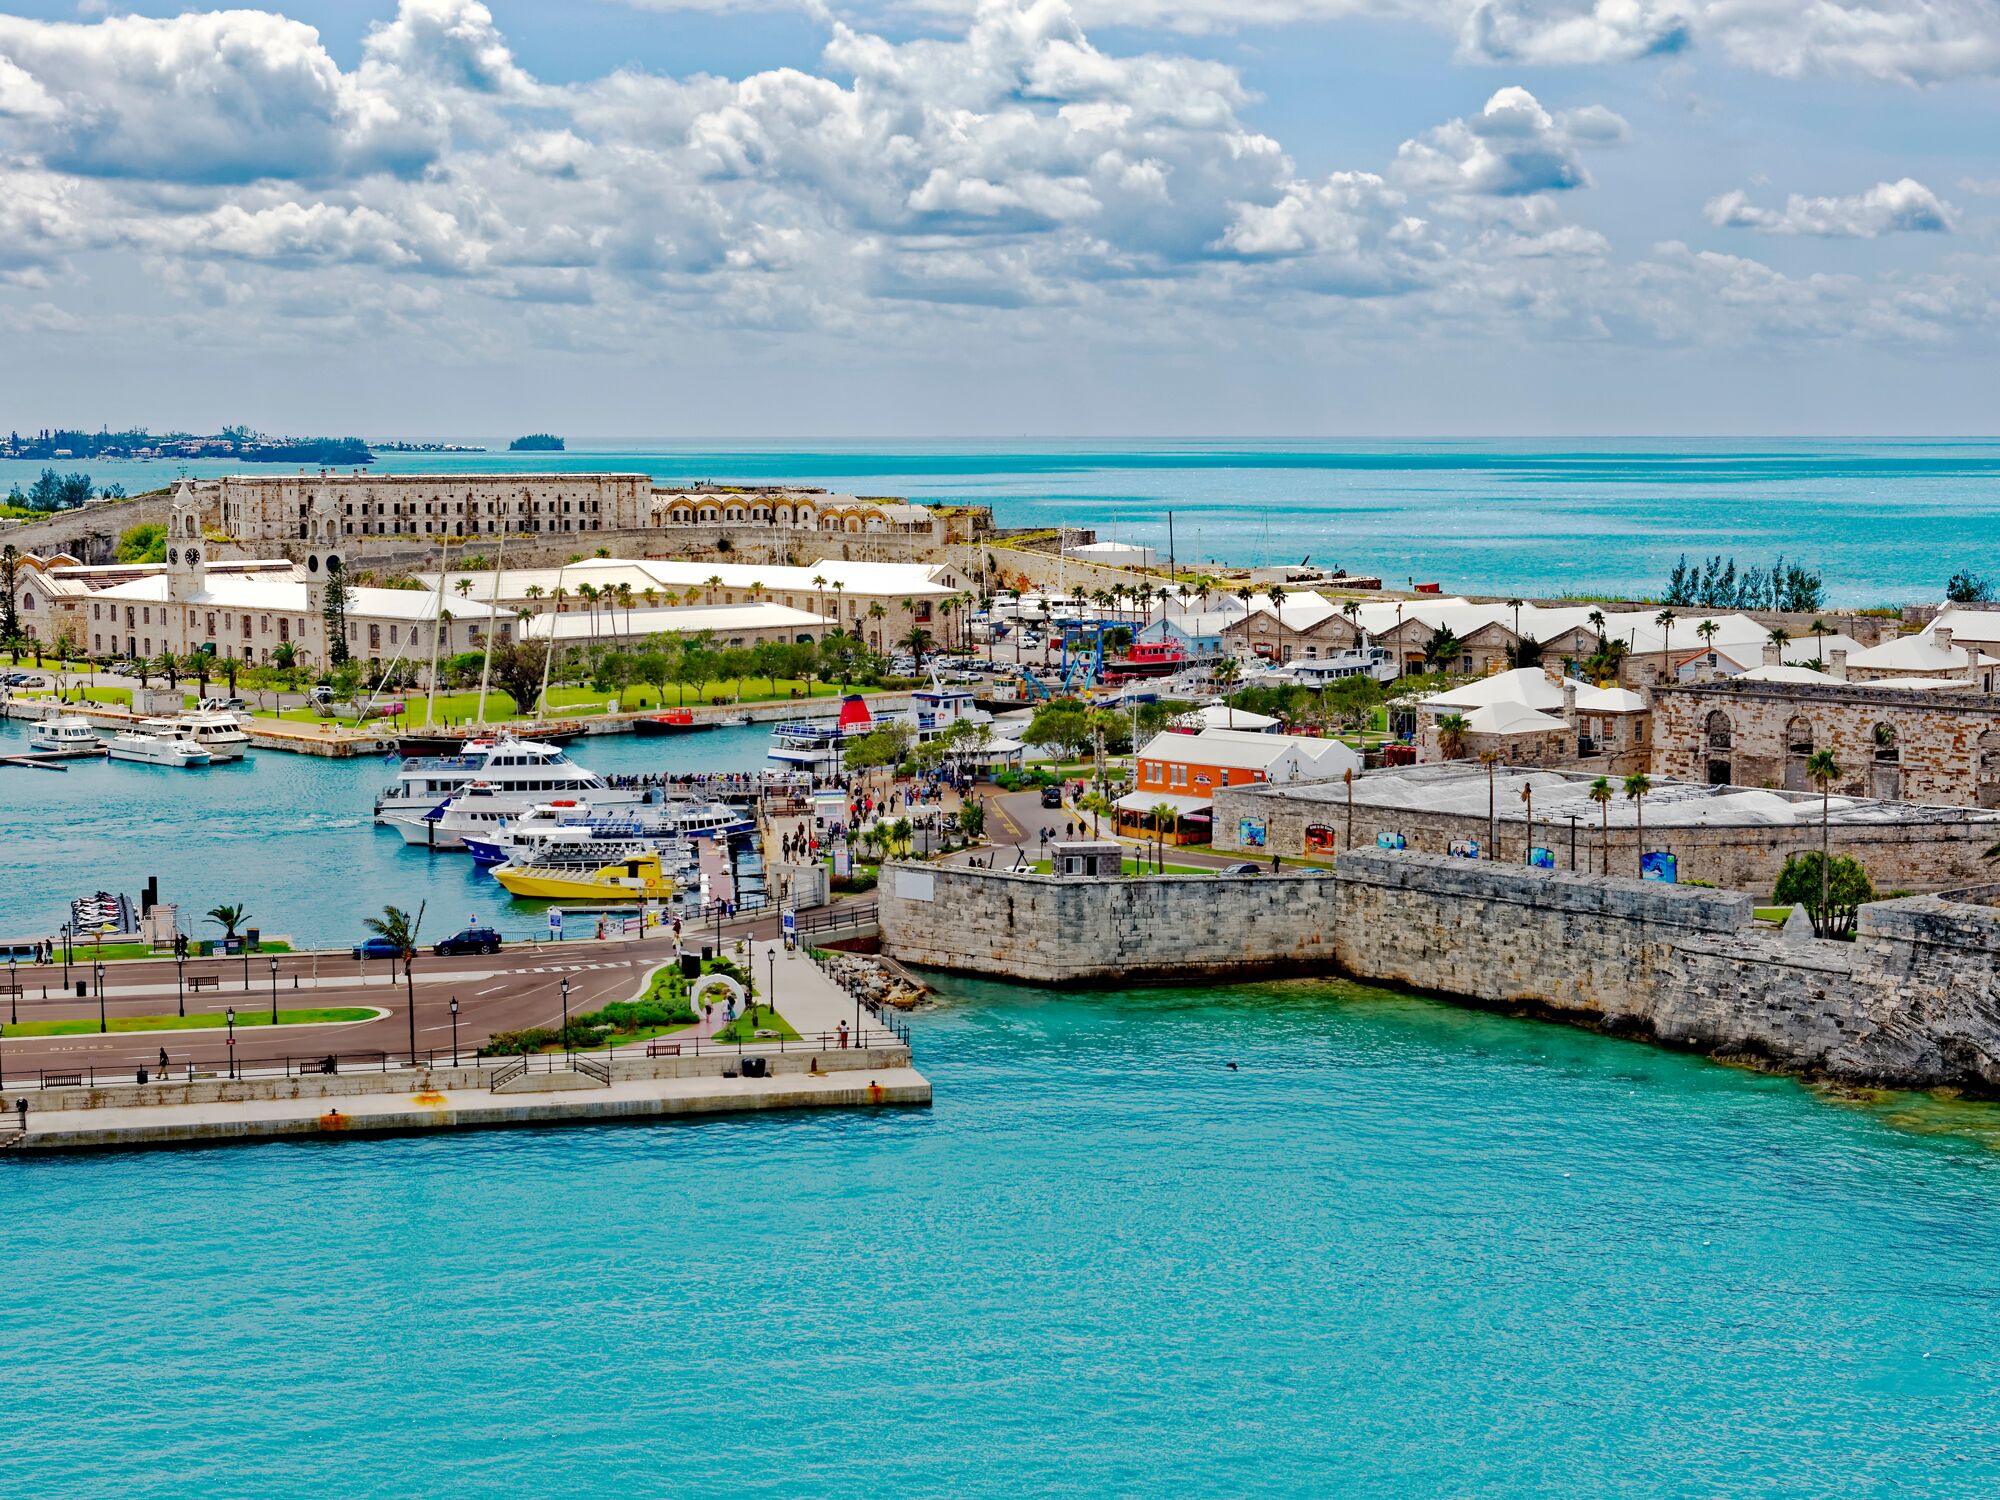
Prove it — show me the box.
[107,722,211,767]
[633,709,707,736]
[28,716,105,756]
[767,679,996,775]
[170,711,253,762]
[373,735,643,841]
[491,850,676,903]
[460,799,753,865]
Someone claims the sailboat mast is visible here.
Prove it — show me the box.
[423,535,449,730]
[473,499,512,726]
[535,558,565,718]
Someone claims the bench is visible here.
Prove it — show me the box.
[185,973,220,993]
[42,1072,83,1089]
[645,1042,682,1058]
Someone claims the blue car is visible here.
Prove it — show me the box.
[351,936,402,960]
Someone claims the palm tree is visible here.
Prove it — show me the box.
[1806,748,1841,933]
[705,574,725,607]
[1810,617,1830,663]
[1696,619,1719,652]
[361,901,426,1062]
[1437,713,1469,761]
[1588,775,1613,874]
[1767,626,1792,657]
[898,626,934,670]
[1341,598,1363,643]
[1150,801,1178,872]
[867,600,887,651]
[1212,656,1243,727]
[1587,608,1606,646]
[1266,584,1287,616]
[813,574,829,622]
[1623,773,1652,879]
[641,586,659,612]
[1422,627,1463,672]
[1507,598,1524,642]
[1654,608,1677,663]
[205,903,249,940]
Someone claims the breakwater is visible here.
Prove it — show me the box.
[879,853,2000,1092]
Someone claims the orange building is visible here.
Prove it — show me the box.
[1115,729,1362,845]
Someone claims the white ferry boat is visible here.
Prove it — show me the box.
[460,799,752,865]
[29,715,105,755]
[171,710,253,761]
[107,721,212,767]
[376,737,644,846]
[767,682,994,776]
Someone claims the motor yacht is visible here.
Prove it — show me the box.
[28,715,105,756]
[374,736,643,842]
[107,721,211,767]
[171,710,253,761]
[460,799,751,865]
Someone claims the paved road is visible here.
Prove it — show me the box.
[0,899,877,1083]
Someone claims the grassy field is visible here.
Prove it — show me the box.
[237,677,848,727]
[712,1004,802,1044]
[41,939,292,962]
[7,1007,377,1037]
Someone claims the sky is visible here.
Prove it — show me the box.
[1,0,1998,437]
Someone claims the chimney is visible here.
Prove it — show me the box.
[1937,626,1954,652]
[1561,680,1577,727]
[1829,648,1848,682]
[1762,642,1782,667]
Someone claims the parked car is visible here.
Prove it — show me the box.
[1040,785,1065,809]
[433,926,503,956]
[351,935,402,960]
[306,685,335,705]
[1220,862,1263,876]
[200,696,248,712]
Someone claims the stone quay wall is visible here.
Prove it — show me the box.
[881,850,2000,1090]
[875,863,1340,983]
[1212,780,2000,895]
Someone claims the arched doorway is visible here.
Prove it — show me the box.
[1783,715,1814,791]
[1978,729,2000,809]
[1871,721,1901,801]
[1703,709,1732,785]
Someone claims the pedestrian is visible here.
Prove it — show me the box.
[158,1047,168,1072]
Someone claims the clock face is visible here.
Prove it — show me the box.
[307,555,320,573]
[168,548,179,565]
[187,547,201,564]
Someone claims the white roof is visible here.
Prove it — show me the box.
[1735,665,1834,685]
[1459,702,1570,736]
[522,602,829,642]
[430,556,960,602]
[1845,635,1988,673]
[1242,591,1340,631]
[1924,607,2000,649]
[92,573,498,619]
[1422,668,1645,716]
[1172,704,1280,732]
[1139,727,1359,776]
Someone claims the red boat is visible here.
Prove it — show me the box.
[633,709,709,737]
[1101,640,1188,684]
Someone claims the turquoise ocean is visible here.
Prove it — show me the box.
[10,437,2000,604]
[9,439,2000,1492]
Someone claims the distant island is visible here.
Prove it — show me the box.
[374,440,487,454]
[1,426,371,466]
[509,433,566,452]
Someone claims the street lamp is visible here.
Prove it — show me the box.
[6,955,14,1026]
[94,960,105,1035]
[560,977,571,1068]
[765,949,775,1050]
[268,956,279,1025]
[449,995,459,1068]
[176,952,186,1019]
[226,1006,236,1079]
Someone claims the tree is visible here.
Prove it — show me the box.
[1588,775,1613,874]
[361,902,426,1060]
[1946,570,1992,605]
[323,559,351,665]
[958,798,986,843]
[1211,656,1243,727]
[897,626,934,671]
[205,903,249,940]
[0,545,21,660]
[1653,609,1677,662]
[1773,853,1873,940]
[1024,699,1092,760]
[489,641,551,715]
[117,523,167,563]
[1805,747,1841,932]
[1437,713,1469,761]
[1623,773,1651,878]
[1149,801,1178,871]
[1422,627,1463,671]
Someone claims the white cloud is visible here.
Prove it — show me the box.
[1392,86,1626,198]
[1704,178,1955,237]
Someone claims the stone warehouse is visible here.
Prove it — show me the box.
[1651,673,2000,807]
[1208,762,2000,894]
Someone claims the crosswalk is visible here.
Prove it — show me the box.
[498,959,647,975]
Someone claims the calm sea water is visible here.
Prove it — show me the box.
[12,437,2000,605]
[0,716,773,946]
[5,972,2000,1495]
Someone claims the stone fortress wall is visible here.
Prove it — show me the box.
[879,852,2000,1091]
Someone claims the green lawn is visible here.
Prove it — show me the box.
[19,685,133,708]
[7,1007,376,1037]
[1025,857,1215,876]
[50,940,291,962]
[240,677,849,728]
[712,1004,802,1044]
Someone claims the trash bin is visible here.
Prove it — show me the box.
[136,1067,149,1085]
[75,980,86,998]
[245,928,261,950]
[680,954,701,981]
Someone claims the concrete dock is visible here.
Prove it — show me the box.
[3,1045,928,1152]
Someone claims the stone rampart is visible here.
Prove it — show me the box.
[876,863,1339,983]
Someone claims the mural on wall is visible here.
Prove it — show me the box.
[1239,819,1266,849]
[1642,851,1678,884]
[1449,839,1480,860]
[1527,847,1555,869]
[1376,832,1406,850]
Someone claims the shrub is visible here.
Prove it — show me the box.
[1772,852,1875,939]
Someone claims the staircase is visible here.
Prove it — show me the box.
[0,1129,25,1151]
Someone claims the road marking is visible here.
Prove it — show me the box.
[476,984,507,995]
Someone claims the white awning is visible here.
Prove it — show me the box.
[1114,791,1212,815]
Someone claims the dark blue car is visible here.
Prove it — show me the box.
[434,927,502,956]
[351,936,402,961]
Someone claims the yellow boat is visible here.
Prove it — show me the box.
[492,851,675,903]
